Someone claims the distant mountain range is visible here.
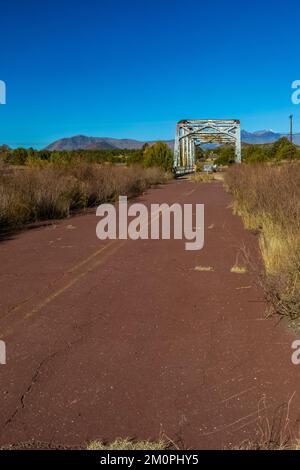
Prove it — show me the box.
[241,129,282,144]
[241,129,300,144]
[45,135,175,151]
[45,130,300,151]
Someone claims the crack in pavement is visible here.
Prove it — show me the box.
[2,337,83,432]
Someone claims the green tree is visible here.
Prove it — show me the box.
[273,137,298,160]
[143,142,173,171]
[10,148,29,165]
[126,144,148,166]
[214,144,235,165]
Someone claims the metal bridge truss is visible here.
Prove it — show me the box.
[173,119,241,174]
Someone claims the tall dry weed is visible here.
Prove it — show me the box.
[225,163,300,320]
[0,163,168,232]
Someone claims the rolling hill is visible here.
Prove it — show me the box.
[46,135,174,151]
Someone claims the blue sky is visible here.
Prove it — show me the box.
[0,0,299,148]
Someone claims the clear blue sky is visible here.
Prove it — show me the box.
[0,0,299,148]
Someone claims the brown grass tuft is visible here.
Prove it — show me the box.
[87,438,168,451]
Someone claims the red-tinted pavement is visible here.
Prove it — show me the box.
[0,179,299,449]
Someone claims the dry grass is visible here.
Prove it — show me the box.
[191,173,215,183]
[194,265,214,272]
[230,265,247,274]
[0,163,168,232]
[87,438,168,451]
[225,163,300,321]
[233,395,298,450]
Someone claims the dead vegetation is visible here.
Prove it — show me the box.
[233,395,299,450]
[225,163,300,322]
[0,163,168,232]
[230,265,247,274]
[194,265,215,272]
[190,172,215,183]
[87,438,168,451]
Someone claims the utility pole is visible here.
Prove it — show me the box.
[290,114,293,143]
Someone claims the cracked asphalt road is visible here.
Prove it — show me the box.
[0,179,299,449]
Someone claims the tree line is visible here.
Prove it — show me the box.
[0,142,174,172]
[209,137,300,165]
[1,137,298,171]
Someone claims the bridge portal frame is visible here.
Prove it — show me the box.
[174,119,241,174]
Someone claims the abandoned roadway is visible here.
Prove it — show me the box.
[0,178,299,449]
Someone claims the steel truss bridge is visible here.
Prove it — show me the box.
[173,119,241,175]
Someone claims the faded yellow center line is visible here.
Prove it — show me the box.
[0,240,119,323]
[25,240,126,320]
[183,188,196,197]
[67,240,118,273]
[0,240,126,338]
[1,180,200,333]
[1,202,175,329]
